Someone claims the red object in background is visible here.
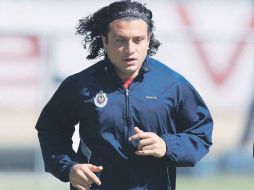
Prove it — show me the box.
[0,34,40,62]
[0,34,40,61]
[0,34,40,86]
[176,3,254,86]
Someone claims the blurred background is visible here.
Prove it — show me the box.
[0,0,253,189]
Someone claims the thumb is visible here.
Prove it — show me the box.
[134,127,143,134]
[88,164,103,173]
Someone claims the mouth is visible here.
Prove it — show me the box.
[123,58,137,63]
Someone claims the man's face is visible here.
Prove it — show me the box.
[102,19,150,80]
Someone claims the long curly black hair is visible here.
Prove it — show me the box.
[76,0,161,60]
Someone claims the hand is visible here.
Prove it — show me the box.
[128,127,166,158]
[69,164,103,190]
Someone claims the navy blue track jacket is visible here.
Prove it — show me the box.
[35,57,213,190]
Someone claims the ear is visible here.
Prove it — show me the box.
[147,34,150,50]
[101,35,107,48]
[147,32,151,43]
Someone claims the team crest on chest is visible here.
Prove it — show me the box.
[94,90,108,108]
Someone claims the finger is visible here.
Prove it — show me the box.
[138,138,155,149]
[76,184,89,190]
[88,164,103,173]
[139,144,155,151]
[70,168,89,184]
[135,149,155,156]
[133,127,143,134]
[129,133,140,141]
[74,171,95,188]
[75,170,92,187]
[128,127,143,141]
[84,167,102,186]
[70,164,95,188]
[129,132,152,141]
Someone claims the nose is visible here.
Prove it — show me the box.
[125,41,135,54]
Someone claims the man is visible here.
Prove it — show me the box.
[35,1,213,190]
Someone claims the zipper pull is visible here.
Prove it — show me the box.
[125,88,129,96]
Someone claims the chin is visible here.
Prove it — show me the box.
[124,65,139,72]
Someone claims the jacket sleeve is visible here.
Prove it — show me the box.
[161,79,213,167]
[35,77,79,182]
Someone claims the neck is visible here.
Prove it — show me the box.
[116,68,140,82]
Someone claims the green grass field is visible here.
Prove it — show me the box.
[0,173,253,190]
[176,174,254,190]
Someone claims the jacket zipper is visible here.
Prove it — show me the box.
[125,88,131,128]
[124,87,132,160]
[124,87,132,188]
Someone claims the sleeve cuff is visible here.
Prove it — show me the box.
[161,134,179,162]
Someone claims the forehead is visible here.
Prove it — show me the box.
[108,18,148,37]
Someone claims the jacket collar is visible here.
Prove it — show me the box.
[139,56,150,74]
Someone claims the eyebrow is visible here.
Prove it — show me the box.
[113,34,147,38]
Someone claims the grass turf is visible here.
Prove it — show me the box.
[0,173,253,190]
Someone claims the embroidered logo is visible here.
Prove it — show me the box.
[146,96,157,100]
[94,90,108,108]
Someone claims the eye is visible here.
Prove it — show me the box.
[116,38,125,43]
[134,37,145,44]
